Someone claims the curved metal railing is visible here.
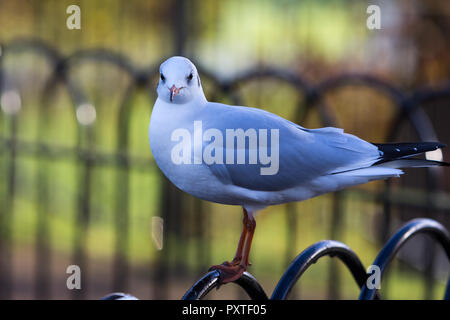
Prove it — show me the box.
[359,218,450,300]
[182,270,269,300]
[175,218,450,300]
[98,219,449,300]
[271,240,373,300]
[101,292,139,300]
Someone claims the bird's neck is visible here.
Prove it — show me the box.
[157,94,208,111]
[154,96,207,119]
[195,89,208,105]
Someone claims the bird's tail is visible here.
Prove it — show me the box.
[333,142,448,180]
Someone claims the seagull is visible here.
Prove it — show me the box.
[149,56,448,283]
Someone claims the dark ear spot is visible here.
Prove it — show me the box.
[197,75,201,87]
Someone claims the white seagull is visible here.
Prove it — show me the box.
[149,56,448,283]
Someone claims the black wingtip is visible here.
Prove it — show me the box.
[373,142,447,161]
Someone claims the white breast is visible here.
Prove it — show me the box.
[149,99,235,204]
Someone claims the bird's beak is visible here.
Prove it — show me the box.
[169,85,181,102]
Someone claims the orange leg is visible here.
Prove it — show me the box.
[229,209,249,265]
[241,214,256,267]
[209,208,256,284]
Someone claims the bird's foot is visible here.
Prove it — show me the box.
[208,263,246,284]
[216,256,241,267]
[222,257,251,266]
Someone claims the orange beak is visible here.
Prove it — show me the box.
[169,85,181,102]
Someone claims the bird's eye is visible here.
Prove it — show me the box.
[187,73,193,81]
[160,74,165,82]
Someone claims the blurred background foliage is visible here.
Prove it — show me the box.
[0,0,449,299]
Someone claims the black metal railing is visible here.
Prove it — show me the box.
[101,218,450,300]
[182,271,268,301]
[359,218,450,300]
[177,218,450,300]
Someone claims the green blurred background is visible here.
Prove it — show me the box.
[0,0,449,299]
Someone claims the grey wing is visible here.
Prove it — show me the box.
[200,103,381,192]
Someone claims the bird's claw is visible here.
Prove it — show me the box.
[208,263,246,284]
[216,257,243,267]
[229,257,252,266]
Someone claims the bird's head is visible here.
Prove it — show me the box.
[156,56,205,105]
